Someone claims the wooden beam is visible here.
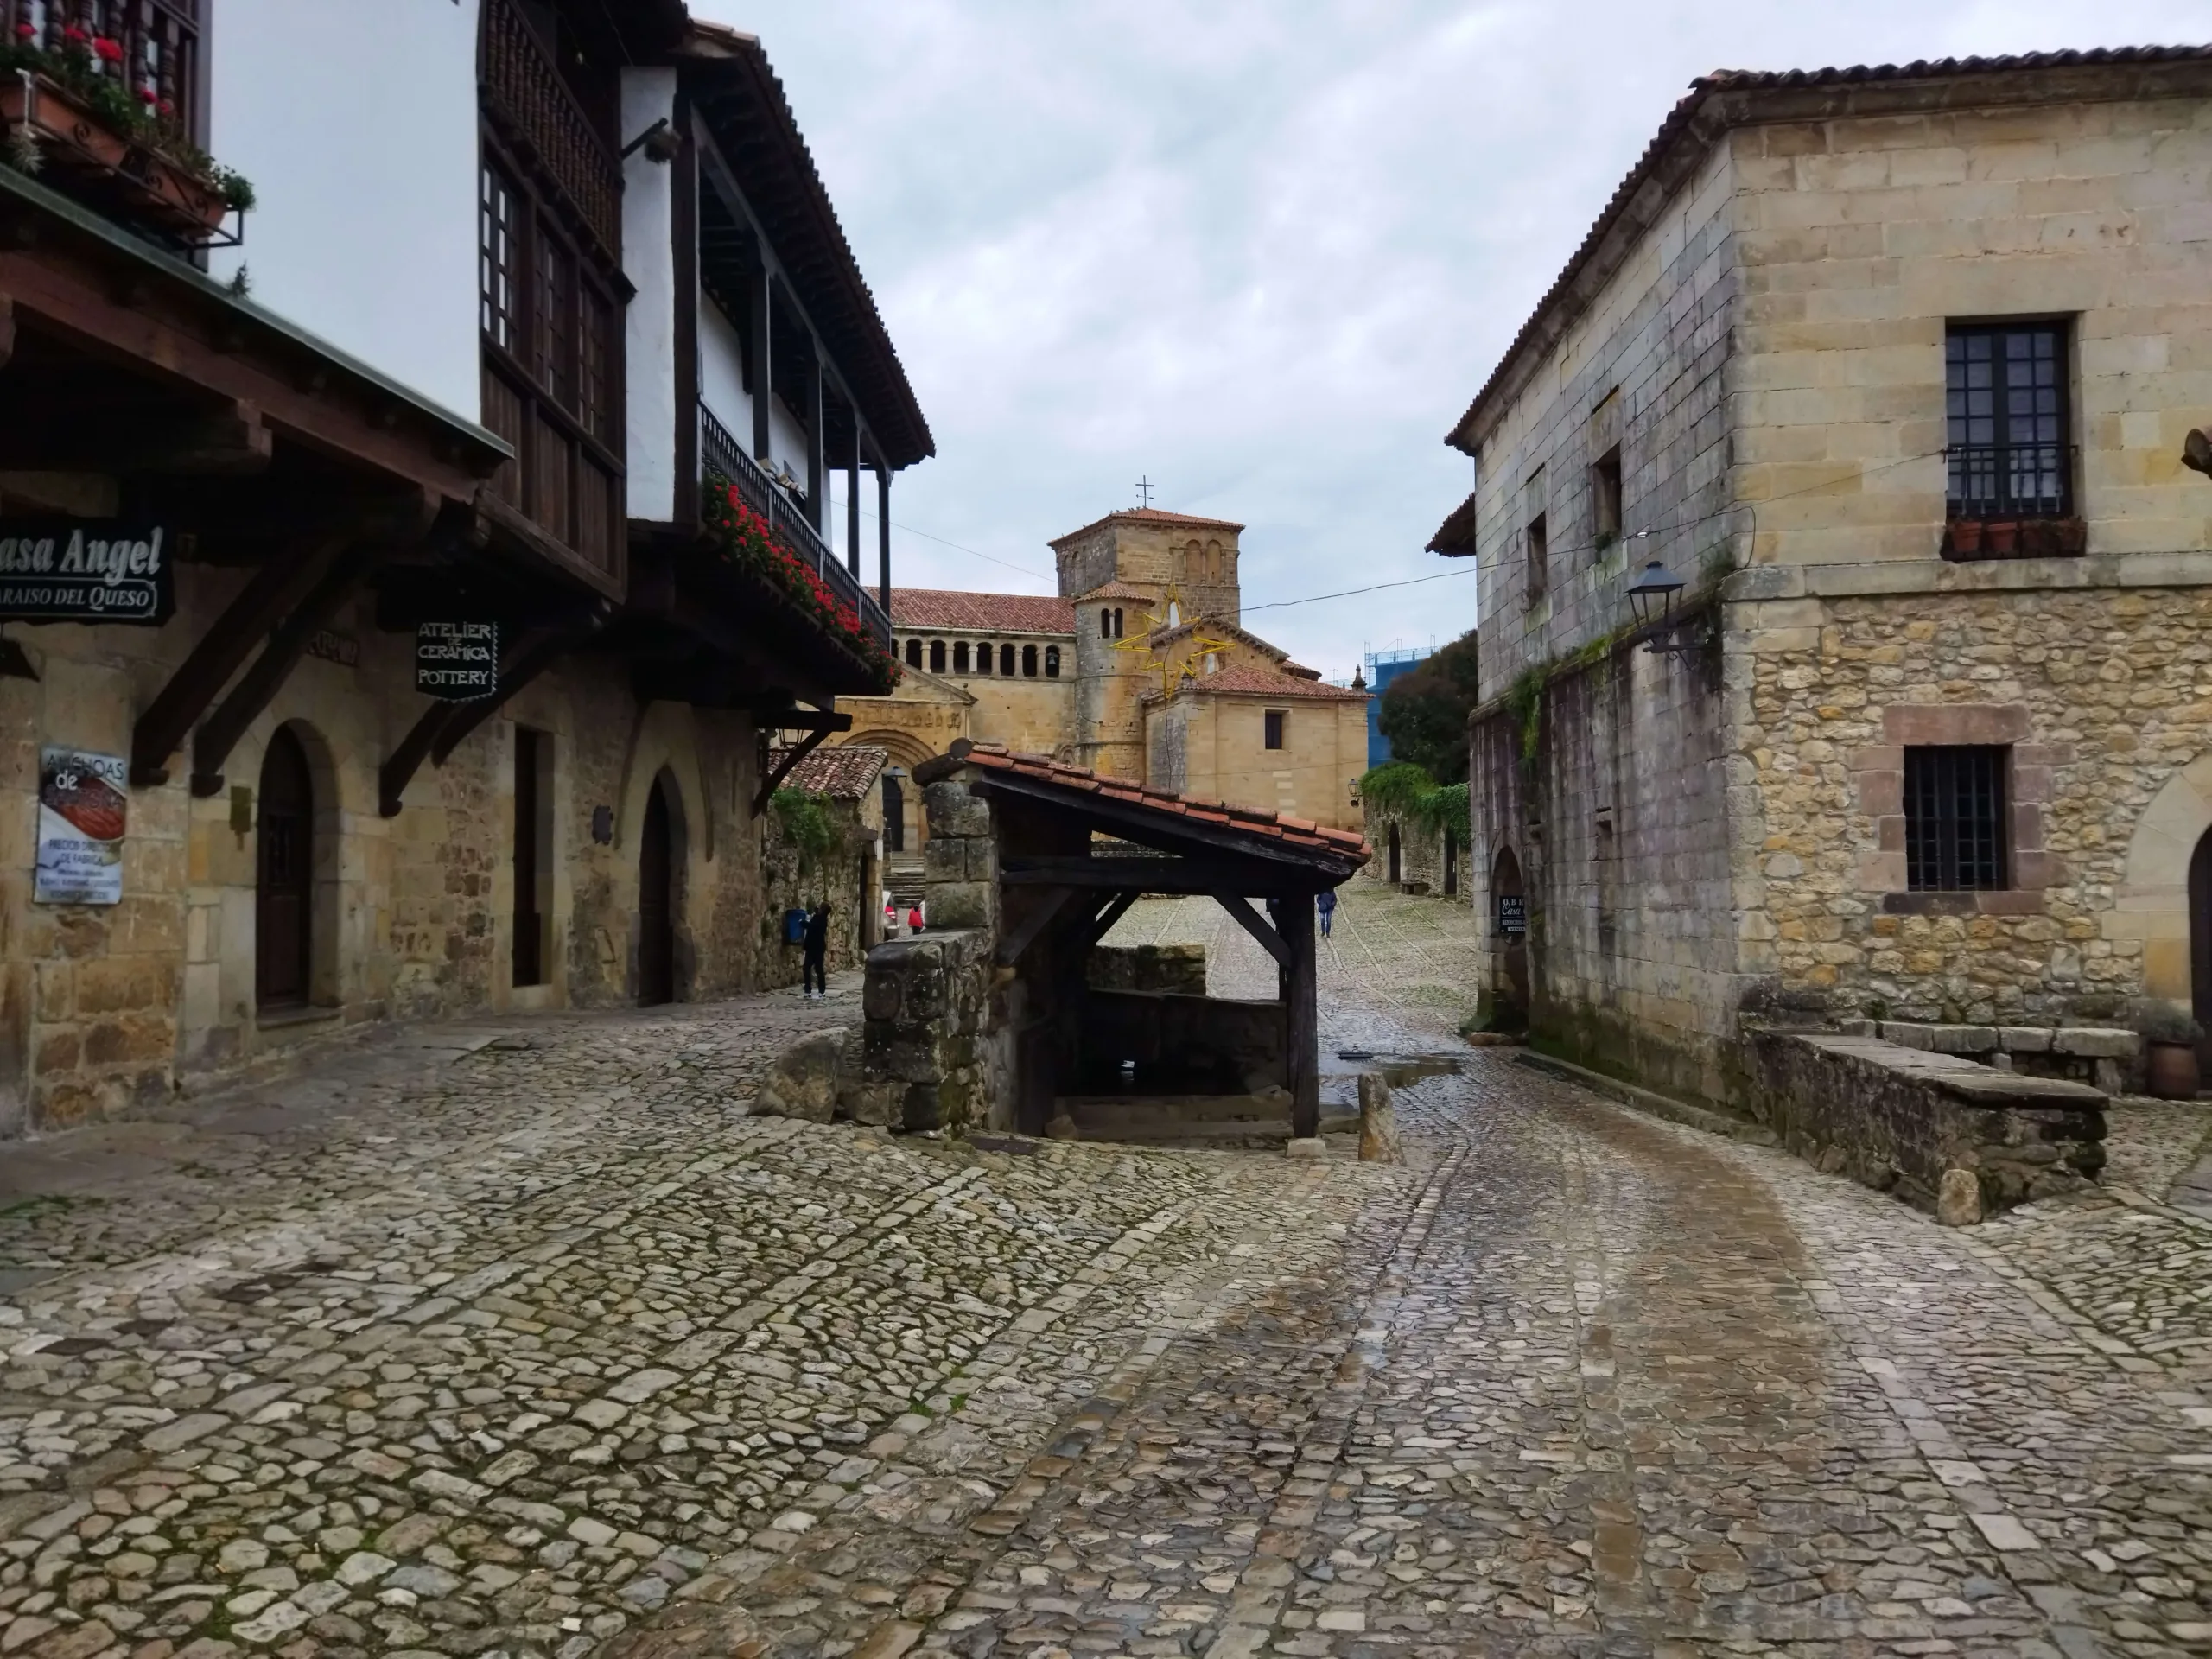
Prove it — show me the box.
[753,725,833,817]
[1077,890,1138,954]
[1001,855,1320,896]
[1281,893,1319,1140]
[1214,893,1293,970]
[189,542,386,796]
[379,702,463,818]
[995,886,1078,967]
[130,533,351,785]
[971,770,1364,881]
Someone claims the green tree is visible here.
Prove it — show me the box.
[1376,631,1479,784]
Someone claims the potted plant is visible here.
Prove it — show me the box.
[1984,520,2020,556]
[2133,1003,2203,1100]
[2054,517,2088,555]
[1947,518,1986,558]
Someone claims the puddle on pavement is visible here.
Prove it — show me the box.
[1322,1051,1465,1107]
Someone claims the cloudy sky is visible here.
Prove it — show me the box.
[691,0,2186,679]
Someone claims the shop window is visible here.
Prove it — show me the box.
[1904,746,2008,891]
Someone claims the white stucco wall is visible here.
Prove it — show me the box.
[622,68,679,523]
[698,288,812,486]
[207,0,482,422]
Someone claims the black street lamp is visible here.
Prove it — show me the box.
[1625,556,1702,658]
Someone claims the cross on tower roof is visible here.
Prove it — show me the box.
[1135,476,1156,510]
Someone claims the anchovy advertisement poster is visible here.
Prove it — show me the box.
[416,621,499,701]
[35,747,128,906]
[0,524,176,626]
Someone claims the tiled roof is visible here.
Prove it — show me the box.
[946,741,1369,865]
[770,744,887,800]
[1149,616,1287,659]
[890,588,1077,634]
[1075,581,1158,602]
[1427,491,1479,556]
[1173,664,1370,702]
[1446,45,2212,451]
[1050,507,1245,548]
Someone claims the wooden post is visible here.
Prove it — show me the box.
[1283,892,1319,1139]
[876,461,893,613]
[804,353,826,533]
[747,253,772,464]
[847,423,862,576]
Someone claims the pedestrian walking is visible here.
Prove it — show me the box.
[1317,887,1337,938]
[907,903,925,936]
[802,899,830,998]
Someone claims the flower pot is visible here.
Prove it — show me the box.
[0,73,231,240]
[2021,518,2058,556]
[1947,519,1985,558]
[1983,520,2019,556]
[2054,517,2088,555]
[2147,1039,2200,1101]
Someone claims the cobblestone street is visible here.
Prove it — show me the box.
[0,888,2208,1657]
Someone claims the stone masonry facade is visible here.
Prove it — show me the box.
[1446,55,2212,1114]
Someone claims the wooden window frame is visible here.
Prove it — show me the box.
[1264,709,1287,751]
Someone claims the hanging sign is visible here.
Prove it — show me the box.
[1496,893,1527,938]
[0,524,176,626]
[35,747,128,906]
[416,620,499,701]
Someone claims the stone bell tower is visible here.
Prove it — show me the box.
[1049,509,1245,779]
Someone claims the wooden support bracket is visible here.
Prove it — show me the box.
[995,886,1078,967]
[189,542,385,796]
[1077,890,1138,954]
[378,621,601,817]
[752,723,839,817]
[130,533,351,786]
[1214,892,1293,969]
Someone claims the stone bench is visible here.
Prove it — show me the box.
[1836,1020,2139,1095]
[1749,1031,2107,1224]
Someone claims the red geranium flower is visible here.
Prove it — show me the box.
[62,24,86,41]
[92,35,123,60]
[14,22,34,37]
[137,86,157,102]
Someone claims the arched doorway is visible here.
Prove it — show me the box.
[1443,829,1459,897]
[882,772,905,853]
[256,728,314,1011]
[1387,823,1402,886]
[1491,844,1529,1020]
[639,775,678,1006]
[2192,828,2212,1076]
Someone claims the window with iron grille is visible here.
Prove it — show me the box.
[1946,324,2071,519]
[1904,746,2008,891]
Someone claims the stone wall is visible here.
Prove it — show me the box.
[0,570,774,1135]
[1146,690,1370,832]
[1089,944,1207,996]
[1358,808,1459,896]
[1733,577,2212,1026]
[1468,632,1744,1102]
[1080,991,1284,1094]
[1748,1029,2107,1223]
[756,799,877,991]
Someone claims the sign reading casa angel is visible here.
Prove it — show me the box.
[0,523,177,626]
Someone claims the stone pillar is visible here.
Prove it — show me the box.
[921,779,995,934]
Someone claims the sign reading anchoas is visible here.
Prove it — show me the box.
[415,620,499,701]
[0,524,176,626]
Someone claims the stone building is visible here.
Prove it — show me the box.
[0,0,931,1133]
[758,744,887,986]
[836,509,1370,842]
[1429,48,2212,1105]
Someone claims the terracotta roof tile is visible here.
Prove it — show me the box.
[940,741,1370,869]
[1074,581,1159,603]
[1049,506,1246,548]
[890,588,1077,634]
[768,744,887,800]
[1163,663,1370,702]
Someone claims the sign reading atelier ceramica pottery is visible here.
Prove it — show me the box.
[0,523,176,626]
[35,747,128,906]
[415,620,499,700]
[1495,893,1527,938]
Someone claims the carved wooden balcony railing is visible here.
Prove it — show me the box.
[480,0,620,261]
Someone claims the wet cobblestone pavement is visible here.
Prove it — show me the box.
[0,888,2207,1656]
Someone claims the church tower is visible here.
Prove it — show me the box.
[1049,509,1244,779]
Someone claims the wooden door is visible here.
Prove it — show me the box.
[1388,824,1402,885]
[638,779,676,1006]
[2191,829,2212,1077]
[512,730,543,987]
[256,728,313,1010]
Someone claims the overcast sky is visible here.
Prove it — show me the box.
[691,0,2187,679]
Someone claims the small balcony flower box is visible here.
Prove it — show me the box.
[1,68,246,245]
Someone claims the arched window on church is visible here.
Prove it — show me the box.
[1022,644,1038,677]
[1099,608,1111,637]
[1000,643,1014,675]
[1205,540,1222,582]
[953,641,969,673]
[975,642,992,676]
[1112,608,1124,638]
[1045,646,1060,677]
[1166,601,1180,626]
[905,639,921,668]
[930,639,945,673]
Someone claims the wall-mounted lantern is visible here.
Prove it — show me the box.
[2186,428,2211,478]
[1626,556,1706,659]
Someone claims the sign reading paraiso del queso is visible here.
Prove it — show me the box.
[0,523,176,626]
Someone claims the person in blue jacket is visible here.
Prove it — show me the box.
[1317,887,1338,938]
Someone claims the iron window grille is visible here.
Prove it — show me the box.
[1946,325,2073,519]
[1904,746,2008,892]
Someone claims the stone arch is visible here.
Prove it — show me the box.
[843,728,938,773]
[238,715,352,1012]
[1490,842,1529,1021]
[614,702,714,866]
[2113,753,2212,1004]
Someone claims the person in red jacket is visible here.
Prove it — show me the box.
[907,904,924,936]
